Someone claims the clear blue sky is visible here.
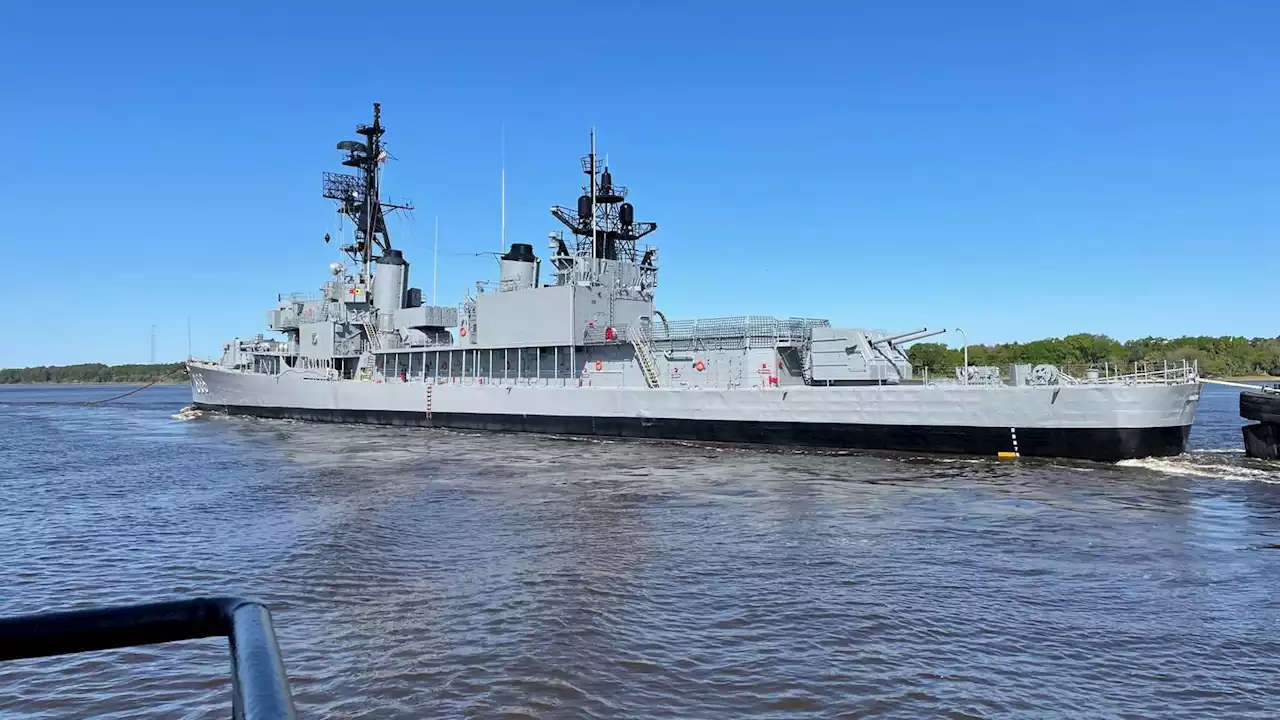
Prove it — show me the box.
[2,1,1276,367]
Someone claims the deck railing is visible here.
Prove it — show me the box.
[919,360,1199,387]
[581,316,832,349]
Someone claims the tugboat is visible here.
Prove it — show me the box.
[187,104,1203,461]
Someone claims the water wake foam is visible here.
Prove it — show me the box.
[1117,455,1279,483]
[171,406,205,421]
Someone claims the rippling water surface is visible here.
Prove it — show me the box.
[2,382,1279,718]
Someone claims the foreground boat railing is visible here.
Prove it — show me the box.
[0,597,297,720]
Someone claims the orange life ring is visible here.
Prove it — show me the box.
[594,360,603,371]
[694,360,706,371]
[459,326,467,337]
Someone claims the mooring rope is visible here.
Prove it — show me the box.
[85,380,164,404]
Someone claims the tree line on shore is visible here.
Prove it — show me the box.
[907,334,1280,379]
[0,363,187,384]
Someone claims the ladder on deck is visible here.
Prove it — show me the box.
[357,351,375,381]
[362,317,382,351]
[631,334,662,388]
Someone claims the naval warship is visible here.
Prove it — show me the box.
[187,105,1202,461]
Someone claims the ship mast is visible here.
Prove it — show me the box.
[590,128,597,259]
[321,103,414,280]
[550,129,657,266]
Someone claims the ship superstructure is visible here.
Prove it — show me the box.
[189,105,1202,461]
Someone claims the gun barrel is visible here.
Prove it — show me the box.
[893,328,947,344]
[874,327,929,345]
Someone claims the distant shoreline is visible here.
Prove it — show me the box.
[0,362,187,385]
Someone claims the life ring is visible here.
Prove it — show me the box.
[694,360,706,372]
[594,360,603,371]
[459,326,467,337]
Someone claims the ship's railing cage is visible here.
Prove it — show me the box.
[0,597,297,719]
[334,337,366,356]
[553,252,656,289]
[278,291,322,303]
[296,357,336,373]
[1054,359,1199,386]
[279,306,337,326]
[371,346,586,385]
[375,332,457,352]
[918,359,1200,387]
[241,339,295,355]
[581,315,831,350]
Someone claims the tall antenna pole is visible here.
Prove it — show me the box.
[500,124,506,252]
[589,127,597,260]
[433,215,439,306]
[363,104,381,282]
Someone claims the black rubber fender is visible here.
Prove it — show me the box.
[1243,422,1280,460]
[1241,391,1280,424]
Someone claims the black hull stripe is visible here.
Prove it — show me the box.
[196,404,1190,461]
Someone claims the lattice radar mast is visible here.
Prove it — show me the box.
[550,129,657,263]
[321,103,414,279]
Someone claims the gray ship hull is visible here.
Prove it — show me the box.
[188,363,1200,461]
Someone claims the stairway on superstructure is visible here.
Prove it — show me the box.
[362,318,382,351]
[631,333,662,388]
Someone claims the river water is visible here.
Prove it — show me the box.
[1,382,1278,718]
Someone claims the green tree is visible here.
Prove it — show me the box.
[0,363,186,384]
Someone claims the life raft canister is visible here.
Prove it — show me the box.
[694,360,706,372]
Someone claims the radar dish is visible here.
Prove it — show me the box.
[322,172,364,201]
[337,140,367,153]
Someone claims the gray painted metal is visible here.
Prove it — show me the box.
[189,363,1199,432]
[372,259,405,316]
[190,126,1203,459]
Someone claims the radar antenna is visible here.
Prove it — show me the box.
[321,103,414,279]
[550,129,657,262]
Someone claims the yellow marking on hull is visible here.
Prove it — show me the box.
[997,451,1019,459]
